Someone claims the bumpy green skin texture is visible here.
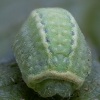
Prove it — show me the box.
[12,8,91,97]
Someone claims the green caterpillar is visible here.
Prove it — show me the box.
[12,8,91,97]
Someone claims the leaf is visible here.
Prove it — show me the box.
[0,61,35,100]
[71,60,100,100]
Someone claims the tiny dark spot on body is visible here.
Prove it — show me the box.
[71,39,74,45]
[41,20,45,25]
[37,60,43,66]
[71,23,75,27]
[64,57,68,64]
[88,59,90,61]
[37,51,41,55]
[48,46,53,53]
[69,48,73,54]
[66,58,68,64]
[30,49,32,51]
[39,13,43,18]
[67,15,71,20]
[37,58,48,66]
[71,31,75,35]
[91,79,95,82]
[43,27,48,33]
[46,37,50,42]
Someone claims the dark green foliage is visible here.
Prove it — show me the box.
[0,61,35,100]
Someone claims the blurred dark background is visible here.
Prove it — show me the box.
[0,0,100,62]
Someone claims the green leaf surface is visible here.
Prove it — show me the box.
[71,60,100,100]
[0,61,35,100]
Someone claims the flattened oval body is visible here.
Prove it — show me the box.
[12,8,92,97]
